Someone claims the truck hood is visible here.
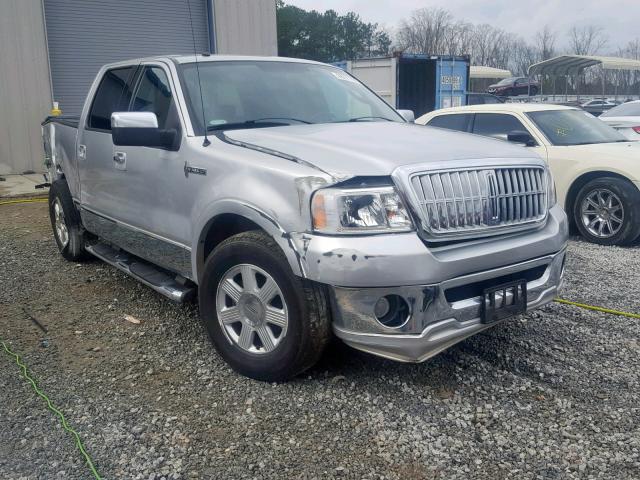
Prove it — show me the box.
[223,122,541,177]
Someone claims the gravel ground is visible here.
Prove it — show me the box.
[1,202,639,480]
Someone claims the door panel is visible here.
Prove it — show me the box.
[114,66,191,243]
[79,66,137,214]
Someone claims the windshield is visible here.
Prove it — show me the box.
[527,109,627,146]
[601,101,640,118]
[179,61,402,134]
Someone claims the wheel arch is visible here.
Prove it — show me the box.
[192,202,305,285]
[565,170,635,230]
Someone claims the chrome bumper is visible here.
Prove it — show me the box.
[330,248,566,363]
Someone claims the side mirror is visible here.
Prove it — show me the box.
[507,130,536,147]
[111,112,180,151]
[397,109,415,123]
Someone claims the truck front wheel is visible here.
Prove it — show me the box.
[48,180,88,261]
[199,230,331,381]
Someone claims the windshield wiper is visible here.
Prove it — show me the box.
[207,117,311,132]
[344,116,394,123]
[569,140,631,145]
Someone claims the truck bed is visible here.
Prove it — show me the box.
[42,115,80,197]
[41,115,80,128]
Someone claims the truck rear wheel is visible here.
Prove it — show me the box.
[48,180,88,261]
[199,230,331,382]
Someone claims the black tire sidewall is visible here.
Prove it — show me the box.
[199,233,311,381]
[573,177,640,246]
[49,180,85,260]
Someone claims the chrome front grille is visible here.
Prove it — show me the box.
[410,167,548,238]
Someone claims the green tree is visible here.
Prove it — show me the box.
[276,2,391,62]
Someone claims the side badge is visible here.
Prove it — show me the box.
[184,161,207,178]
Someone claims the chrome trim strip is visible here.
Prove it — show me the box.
[440,252,555,289]
[81,207,192,279]
[80,205,190,250]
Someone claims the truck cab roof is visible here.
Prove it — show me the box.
[102,54,328,70]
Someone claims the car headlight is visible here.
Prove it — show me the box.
[311,186,413,234]
[546,168,557,207]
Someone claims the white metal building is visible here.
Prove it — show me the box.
[0,0,277,175]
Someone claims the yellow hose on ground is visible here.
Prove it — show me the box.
[554,298,640,319]
[0,197,48,206]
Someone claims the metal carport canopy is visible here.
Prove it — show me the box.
[470,66,512,79]
[528,55,640,76]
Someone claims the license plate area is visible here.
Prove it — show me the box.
[482,279,527,323]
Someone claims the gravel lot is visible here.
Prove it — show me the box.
[1,201,639,480]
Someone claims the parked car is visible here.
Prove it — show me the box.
[417,104,640,245]
[42,55,567,381]
[600,100,640,139]
[581,99,618,116]
[487,77,539,97]
[467,92,505,105]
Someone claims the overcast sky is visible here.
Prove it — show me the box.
[285,0,638,51]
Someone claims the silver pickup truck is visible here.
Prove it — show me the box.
[42,55,568,381]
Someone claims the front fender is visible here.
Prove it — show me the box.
[191,199,306,284]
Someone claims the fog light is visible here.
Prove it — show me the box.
[374,294,410,328]
[374,297,391,318]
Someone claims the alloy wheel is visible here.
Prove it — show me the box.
[580,188,624,238]
[216,263,288,354]
[53,198,69,247]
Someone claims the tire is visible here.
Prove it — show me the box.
[199,230,331,382]
[48,179,88,261]
[573,177,640,246]
[529,86,538,96]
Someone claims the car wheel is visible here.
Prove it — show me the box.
[199,230,331,381]
[48,180,88,261]
[573,177,640,246]
[529,86,538,96]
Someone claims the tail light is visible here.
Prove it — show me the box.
[632,126,640,134]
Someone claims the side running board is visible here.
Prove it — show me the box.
[85,242,196,303]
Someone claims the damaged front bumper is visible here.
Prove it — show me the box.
[297,205,568,362]
[328,248,565,362]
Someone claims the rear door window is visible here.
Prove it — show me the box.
[427,114,473,132]
[87,67,136,131]
[472,113,529,141]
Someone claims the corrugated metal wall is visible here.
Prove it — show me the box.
[214,0,277,56]
[0,0,276,174]
[0,0,52,175]
[43,0,210,116]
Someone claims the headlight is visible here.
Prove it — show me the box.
[546,168,557,207]
[311,186,413,234]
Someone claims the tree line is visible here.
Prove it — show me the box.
[276,3,640,95]
[276,0,391,63]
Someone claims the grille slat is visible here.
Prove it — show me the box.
[411,167,547,237]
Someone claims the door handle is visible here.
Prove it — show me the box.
[78,144,87,160]
[113,151,127,170]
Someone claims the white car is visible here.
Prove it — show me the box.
[417,104,640,245]
[580,99,617,116]
[600,100,640,140]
